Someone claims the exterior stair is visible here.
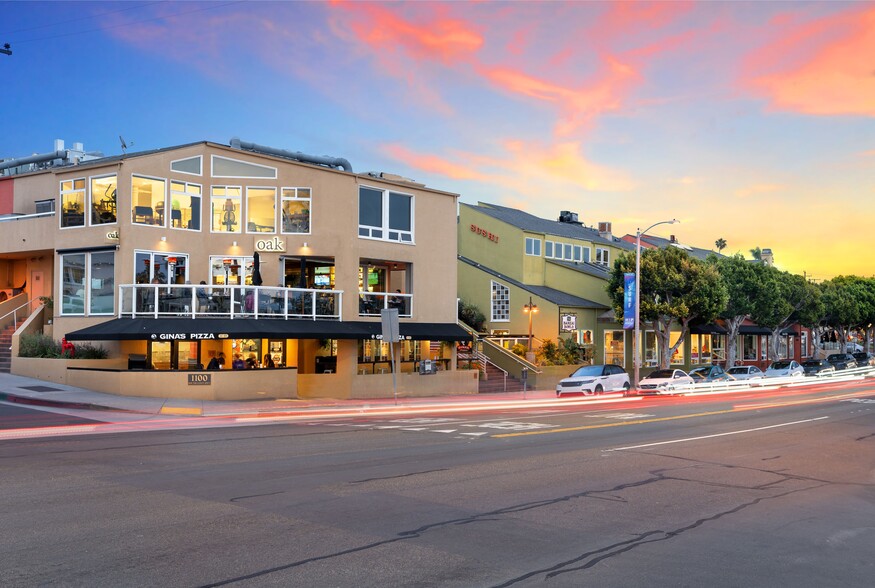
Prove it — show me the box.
[478,361,526,394]
[0,320,24,373]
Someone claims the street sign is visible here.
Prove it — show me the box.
[381,308,400,343]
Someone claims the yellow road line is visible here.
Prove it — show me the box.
[160,406,203,416]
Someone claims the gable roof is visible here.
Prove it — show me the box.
[636,234,719,261]
[459,255,609,309]
[463,202,635,251]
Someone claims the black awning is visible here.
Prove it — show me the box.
[65,318,379,341]
[399,322,472,341]
[64,319,471,342]
[689,323,727,335]
[739,325,772,335]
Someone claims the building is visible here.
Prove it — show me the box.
[0,138,474,399]
[458,203,635,367]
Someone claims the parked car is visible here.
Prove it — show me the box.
[826,353,858,370]
[801,359,836,376]
[556,364,630,396]
[637,369,694,394]
[726,365,764,380]
[851,352,875,367]
[764,360,804,378]
[689,365,734,383]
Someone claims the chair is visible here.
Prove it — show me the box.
[171,209,182,227]
[134,206,154,224]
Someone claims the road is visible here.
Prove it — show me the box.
[1,381,874,587]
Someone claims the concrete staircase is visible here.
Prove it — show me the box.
[0,321,23,373]
[478,361,526,394]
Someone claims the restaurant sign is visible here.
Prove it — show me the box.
[255,236,286,253]
[560,313,577,332]
[151,333,216,340]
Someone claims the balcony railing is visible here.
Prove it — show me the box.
[358,291,412,318]
[118,284,342,320]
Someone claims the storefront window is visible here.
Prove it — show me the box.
[761,335,769,361]
[743,335,757,361]
[670,331,684,365]
[644,331,658,367]
[604,330,624,366]
[60,254,86,315]
[691,334,712,364]
[209,255,254,286]
[90,251,115,315]
[211,186,241,233]
[135,251,188,285]
[801,332,809,357]
[712,335,726,363]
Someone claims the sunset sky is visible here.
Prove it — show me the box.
[3,1,873,281]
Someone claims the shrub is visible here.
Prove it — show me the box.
[74,343,109,359]
[458,300,487,332]
[511,343,527,357]
[18,333,61,358]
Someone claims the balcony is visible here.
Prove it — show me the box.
[118,284,342,320]
[358,291,412,318]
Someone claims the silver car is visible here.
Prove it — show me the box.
[556,364,631,396]
[764,360,804,378]
[726,365,764,380]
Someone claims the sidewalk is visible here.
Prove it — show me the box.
[0,372,558,418]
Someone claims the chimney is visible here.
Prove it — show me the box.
[598,221,612,240]
[670,235,677,243]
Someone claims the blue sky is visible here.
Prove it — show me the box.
[3,1,874,280]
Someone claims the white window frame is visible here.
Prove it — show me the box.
[88,173,117,227]
[573,245,582,262]
[169,180,202,232]
[358,185,415,244]
[491,280,510,322]
[210,185,242,234]
[59,178,86,230]
[59,250,115,316]
[596,247,609,266]
[544,241,554,258]
[583,247,591,263]
[245,186,277,234]
[170,155,203,176]
[281,187,312,235]
[134,249,190,285]
[210,155,277,179]
[131,174,168,229]
[525,237,541,256]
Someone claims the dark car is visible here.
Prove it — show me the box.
[826,353,858,370]
[801,359,836,376]
[851,352,875,367]
[689,364,734,383]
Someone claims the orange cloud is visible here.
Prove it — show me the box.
[746,6,875,116]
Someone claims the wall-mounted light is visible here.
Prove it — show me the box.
[232,241,238,247]
[160,236,167,242]
[303,242,308,248]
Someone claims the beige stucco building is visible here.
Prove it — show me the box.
[0,139,475,399]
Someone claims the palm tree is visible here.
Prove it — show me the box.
[715,238,727,253]
[750,246,762,261]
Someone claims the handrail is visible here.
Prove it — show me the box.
[475,348,507,392]
[481,337,542,373]
[0,296,40,327]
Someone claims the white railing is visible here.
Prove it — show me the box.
[358,291,412,318]
[118,284,342,320]
[0,296,41,330]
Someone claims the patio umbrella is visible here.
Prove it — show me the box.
[252,251,263,286]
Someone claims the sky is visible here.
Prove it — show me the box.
[2,1,873,281]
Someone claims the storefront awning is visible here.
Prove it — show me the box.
[689,323,727,334]
[65,318,472,342]
[739,325,772,335]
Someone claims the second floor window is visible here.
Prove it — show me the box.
[525,237,541,256]
[60,178,86,228]
[359,186,414,243]
[211,186,241,233]
[170,181,202,231]
[596,247,609,266]
[90,175,117,225]
[246,187,276,233]
[132,175,167,227]
[281,187,311,234]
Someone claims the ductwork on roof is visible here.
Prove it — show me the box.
[229,137,353,172]
[0,139,100,176]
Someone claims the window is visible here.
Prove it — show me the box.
[596,247,610,266]
[742,335,758,360]
[573,245,581,262]
[604,330,624,365]
[170,181,202,231]
[60,251,115,315]
[358,186,414,243]
[135,250,188,285]
[171,156,202,176]
[211,155,276,178]
[544,241,554,258]
[778,335,790,360]
[131,175,166,226]
[525,237,541,256]
[209,255,254,286]
[491,281,510,322]
[712,335,726,363]
[691,334,711,363]
[246,187,276,233]
[60,178,86,228]
[670,331,684,365]
[644,331,659,367]
[211,186,242,233]
[801,331,809,357]
[281,187,311,234]
[583,247,591,263]
[564,243,572,260]
[760,335,768,361]
[90,175,117,225]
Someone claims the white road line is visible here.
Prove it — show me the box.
[0,425,99,440]
[460,432,489,437]
[610,416,830,451]
[432,429,458,433]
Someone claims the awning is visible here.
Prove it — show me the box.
[739,325,772,335]
[689,323,727,335]
[65,318,471,342]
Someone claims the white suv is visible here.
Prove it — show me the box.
[556,364,631,396]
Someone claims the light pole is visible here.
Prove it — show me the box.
[523,296,538,352]
[633,219,679,388]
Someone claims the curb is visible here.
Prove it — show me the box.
[0,391,146,414]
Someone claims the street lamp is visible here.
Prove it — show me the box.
[633,219,679,388]
[523,296,538,351]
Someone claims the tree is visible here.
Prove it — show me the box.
[749,266,821,360]
[820,276,873,352]
[750,246,762,261]
[714,238,727,254]
[709,253,767,367]
[608,246,728,369]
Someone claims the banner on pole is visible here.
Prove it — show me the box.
[623,272,636,329]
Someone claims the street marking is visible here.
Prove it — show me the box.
[400,427,428,431]
[389,418,462,424]
[493,409,735,438]
[0,425,99,440]
[460,432,489,437]
[432,429,458,433]
[160,406,203,416]
[464,421,556,431]
[842,398,875,404]
[610,417,830,451]
[585,412,655,420]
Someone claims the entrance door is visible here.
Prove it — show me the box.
[30,270,45,301]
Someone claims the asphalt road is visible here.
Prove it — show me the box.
[0,402,103,430]
[1,382,874,587]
